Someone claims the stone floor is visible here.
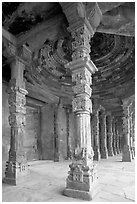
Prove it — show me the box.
[2,154,135,202]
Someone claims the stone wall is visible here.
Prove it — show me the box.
[40,105,55,160]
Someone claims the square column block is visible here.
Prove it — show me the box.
[63,162,100,200]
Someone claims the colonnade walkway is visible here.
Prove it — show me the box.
[2,154,135,202]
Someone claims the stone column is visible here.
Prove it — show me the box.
[112,118,117,155]
[99,111,108,159]
[131,112,135,158]
[63,23,99,200]
[117,117,123,153]
[129,112,134,159]
[106,115,114,156]
[3,58,29,185]
[115,119,120,154]
[92,110,101,161]
[66,108,72,160]
[122,100,132,162]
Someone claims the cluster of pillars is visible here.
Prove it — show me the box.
[3,3,135,202]
[91,107,122,161]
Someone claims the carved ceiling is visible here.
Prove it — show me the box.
[2,2,135,115]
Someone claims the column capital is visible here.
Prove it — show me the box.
[65,57,98,75]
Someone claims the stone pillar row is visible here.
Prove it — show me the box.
[91,109,121,161]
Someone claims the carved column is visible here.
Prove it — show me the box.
[63,23,100,200]
[3,58,29,185]
[99,111,108,159]
[122,100,132,162]
[92,110,101,161]
[115,119,120,154]
[106,115,114,156]
[112,118,117,155]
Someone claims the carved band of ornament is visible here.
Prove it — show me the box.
[9,105,26,115]
[9,114,26,127]
[73,84,92,96]
[72,96,92,113]
[72,49,90,60]
[72,37,90,51]
[72,68,92,85]
[8,92,26,106]
[71,25,91,41]
[73,146,94,163]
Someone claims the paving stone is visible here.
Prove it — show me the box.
[2,154,135,202]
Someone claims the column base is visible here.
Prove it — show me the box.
[122,145,132,162]
[116,149,120,154]
[63,181,100,201]
[3,161,30,185]
[113,147,117,155]
[64,162,100,201]
[108,149,114,157]
[131,147,135,159]
[93,146,101,161]
[101,147,108,159]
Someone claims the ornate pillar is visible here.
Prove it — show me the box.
[60,2,102,200]
[92,110,101,161]
[122,100,132,162]
[112,118,117,155]
[3,58,29,185]
[99,111,108,159]
[106,115,114,156]
[62,23,100,201]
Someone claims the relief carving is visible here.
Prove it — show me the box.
[72,68,92,85]
[73,84,91,96]
[72,96,92,113]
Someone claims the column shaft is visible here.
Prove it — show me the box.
[100,112,108,159]
[92,111,101,161]
[122,101,132,162]
[107,115,114,156]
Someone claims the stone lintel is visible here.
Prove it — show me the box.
[65,57,98,74]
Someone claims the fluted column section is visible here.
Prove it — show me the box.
[112,118,117,155]
[100,111,108,159]
[115,119,120,154]
[92,110,101,161]
[122,100,132,162]
[3,58,29,185]
[106,115,114,156]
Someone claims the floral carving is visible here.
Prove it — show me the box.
[73,83,91,96]
[72,68,92,85]
[72,96,92,113]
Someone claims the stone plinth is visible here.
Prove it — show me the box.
[64,162,99,200]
